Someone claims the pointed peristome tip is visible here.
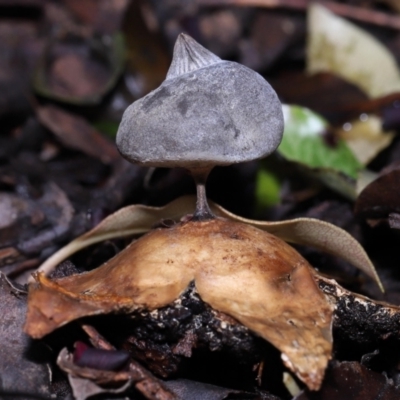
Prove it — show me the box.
[116,32,284,169]
[166,33,221,80]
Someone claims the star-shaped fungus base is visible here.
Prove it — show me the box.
[25,217,333,390]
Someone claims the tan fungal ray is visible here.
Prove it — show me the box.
[32,196,382,291]
[213,205,383,291]
[190,219,333,391]
[25,218,333,390]
[25,225,196,339]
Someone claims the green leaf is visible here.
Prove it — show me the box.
[255,168,281,209]
[307,4,400,98]
[93,120,120,139]
[279,105,362,179]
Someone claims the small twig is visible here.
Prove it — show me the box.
[198,0,400,31]
[80,324,178,400]
[81,324,115,351]
[255,360,264,386]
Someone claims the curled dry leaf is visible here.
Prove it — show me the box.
[30,196,199,280]
[307,4,400,98]
[355,165,400,220]
[37,105,120,164]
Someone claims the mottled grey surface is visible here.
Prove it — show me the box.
[116,34,284,169]
[0,273,52,397]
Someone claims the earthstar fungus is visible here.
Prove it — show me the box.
[25,34,349,391]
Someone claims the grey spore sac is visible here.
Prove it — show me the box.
[116,33,284,170]
[117,33,283,220]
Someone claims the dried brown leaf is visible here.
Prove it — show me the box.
[355,166,400,220]
[307,4,400,98]
[37,105,119,164]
